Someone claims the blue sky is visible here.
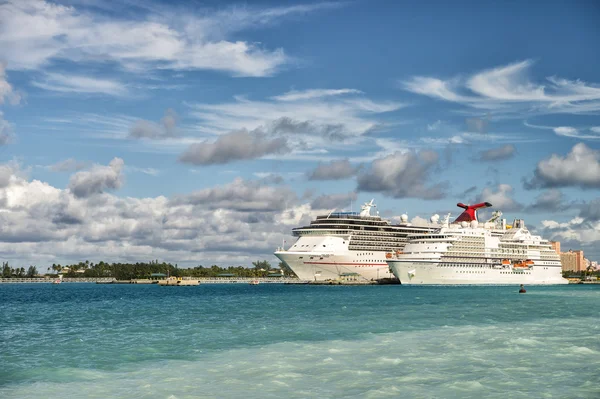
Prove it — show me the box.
[1,0,600,267]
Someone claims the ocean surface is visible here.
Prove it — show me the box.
[1,283,599,399]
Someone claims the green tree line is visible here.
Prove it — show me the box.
[2,260,297,280]
[2,262,38,278]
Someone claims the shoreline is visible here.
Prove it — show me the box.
[2,277,598,285]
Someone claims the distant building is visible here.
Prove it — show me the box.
[560,250,585,272]
[550,241,561,255]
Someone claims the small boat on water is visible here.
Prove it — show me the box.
[157,277,199,286]
[52,275,63,284]
[249,280,260,285]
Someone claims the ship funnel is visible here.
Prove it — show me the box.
[454,202,492,223]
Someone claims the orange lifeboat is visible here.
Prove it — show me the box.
[501,259,510,265]
[386,252,392,259]
[513,260,534,269]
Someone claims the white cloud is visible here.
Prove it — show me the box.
[427,120,442,131]
[419,132,524,148]
[540,217,600,248]
[476,184,522,211]
[186,89,405,161]
[273,89,363,102]
[0,111,13,145]
[553,126,600,140]
[0,0,337,77]
[31,72,128,96]
[477,144,516,162]
[553,126,578,137]
[356,150,445,199]
[307,159,358,180]
[524,143,600,189]
[310,192,357,210]
[0,63,21,105]
[420,135,465,145]
[179,130,289,165]
[129,109,178,139]
[68,158,125,198]
[401,60,600,114]
[525,121,600,140]
[525,189,566,212]
[49,158,87,172]
[126,166,160,176]
[540,217,584,230]
[0,165,331,266]
[188,90,403,136]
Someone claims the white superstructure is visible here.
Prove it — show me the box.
[275,200,436,281]
[386,205,568,285]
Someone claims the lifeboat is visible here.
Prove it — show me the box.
[512,260,534,269]
[386,252,392,259]
[395,250,403,256]
[501,259,510,265]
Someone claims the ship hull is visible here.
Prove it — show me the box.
[275,251,394,281]
[388,260,568,285]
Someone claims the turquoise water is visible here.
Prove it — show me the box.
[1,284,599,398]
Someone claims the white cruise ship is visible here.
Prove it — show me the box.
[386,203,568,285]
[274,200,436,281]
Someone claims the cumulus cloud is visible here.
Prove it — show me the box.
[179,130,289,165]
[170,177,296,212]
[539,216,600,254]
[68,158,125,198]
[310,192,357,210]
[401,60,600,115]
[476,184,522,211]
[477,144,516,162]
[308,159,358,180]
[129,109,178,139]
[0,0,339,77]
[524,143,600,189]
[0,166,323,266]
[356,151,445,199]
[0,163,16,188]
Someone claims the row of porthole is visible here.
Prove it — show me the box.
[500,272,531,275]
